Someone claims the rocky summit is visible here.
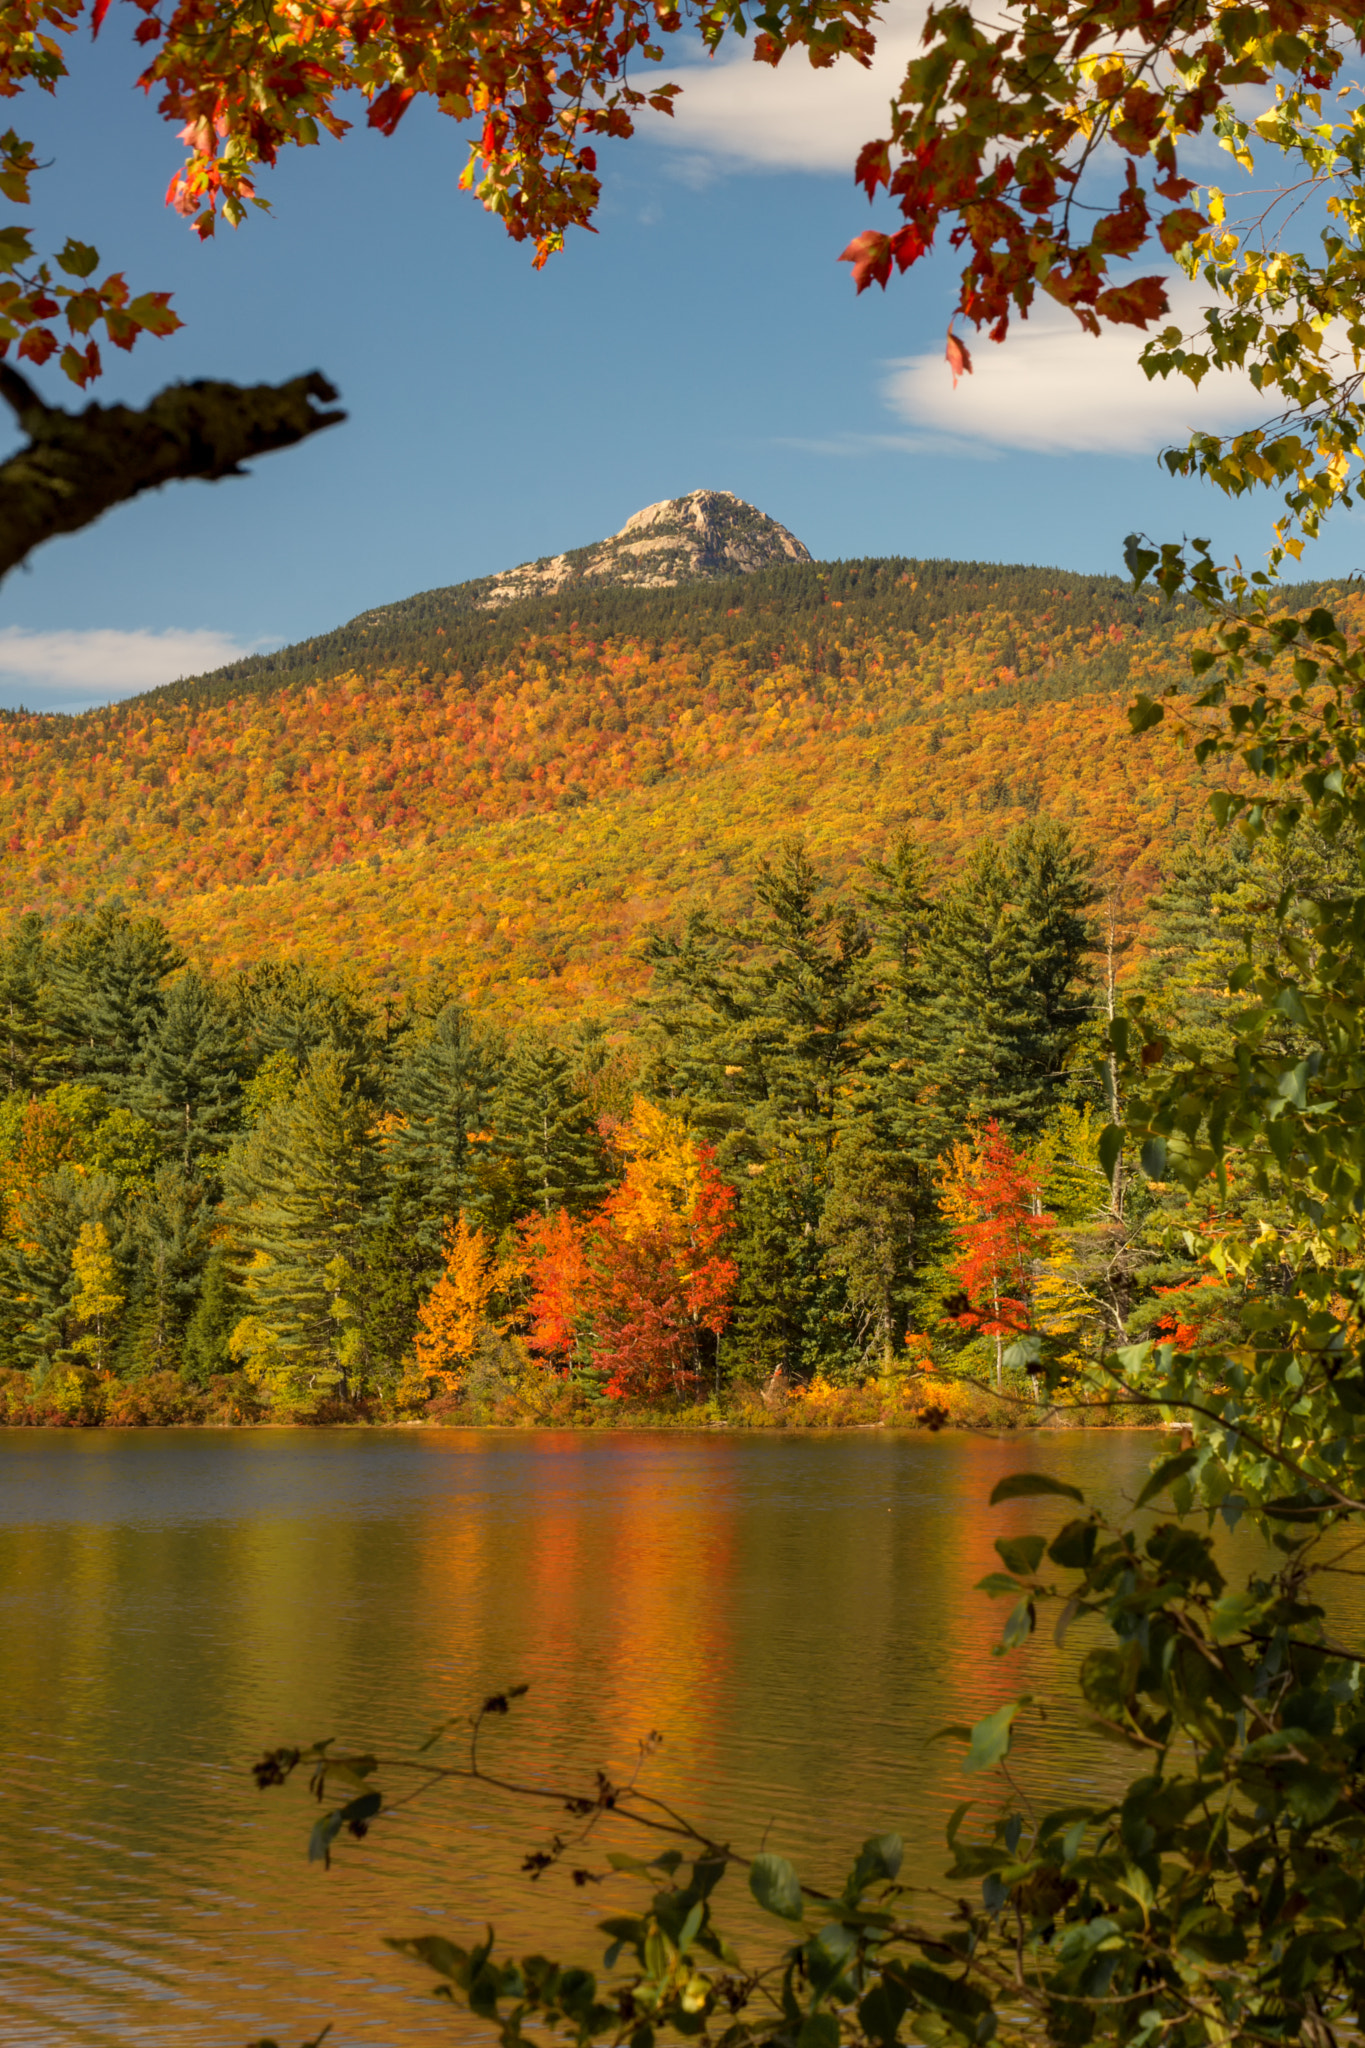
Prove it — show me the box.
[475,490,811,606]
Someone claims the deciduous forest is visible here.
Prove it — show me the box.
[0,765,1330,1425]
[0,558,1341,1024]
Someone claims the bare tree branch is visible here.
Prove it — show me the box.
[0,366,345,581]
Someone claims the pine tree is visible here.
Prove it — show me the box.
[730,840,878,1158]
[641,843,878,1169]
[924,819,1094,1134]
[115,1166,216,1378]
[0,912,51,1093]
[387,1001,503,1249]
[41,908,184,1100]
[727,1145,851,1385]
[353,1192,433,1385]
[230,959,382,1098]
[138,969,246,1171]
[225,1045,380,1397]
[857,833,950,1169]
[182,1248,243,1384]
[0,1163,122,1374]
[491,1037,608,1221]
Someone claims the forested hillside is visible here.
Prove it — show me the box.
[0,555,1328,1024]
[2,818,1324,1423]
[0,544,1349,1422]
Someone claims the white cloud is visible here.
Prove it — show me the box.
[0,626,260,713]
[881,285,1265,455]
[641,4,926,173]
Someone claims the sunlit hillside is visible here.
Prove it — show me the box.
[0,555,1325,1025]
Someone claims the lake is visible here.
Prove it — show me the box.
[2,1427,1167,2047]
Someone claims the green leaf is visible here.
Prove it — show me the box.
[339,1789,382,1826]
[55,236,99,278]
[1282,1765,1340,1827]
[965,1701,1026,1774]
[386,1933,471,1983]
[845,1831,903,1897]
[1047,1518,1097,1569]
[996,1597,1035,1654]
[995,1533,1046,1577]
[749,1852,804,1922]
[1098,1121,1124,1185]
[798,2016,839,2048]
[1001,1335,1041,1372]
[1134,1448,1199,1510]
[859,1977,910,2046]
[1140,1134,1167,1180]
[989,1472,1084,1506]
[1128,694,1166,734]
[900,1961,997,2033]
[0,223,32,271]
[308,1811,343,1865]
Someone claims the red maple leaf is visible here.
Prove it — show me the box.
[946,327,973,387]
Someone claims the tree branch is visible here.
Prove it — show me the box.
[0,369,346,580]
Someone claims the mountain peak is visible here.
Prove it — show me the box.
[478,490,811,607]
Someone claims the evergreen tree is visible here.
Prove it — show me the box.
[0,1163,122,1374]
[115,1166,217,1378]
[225,1045,381,1395]
[734,841,877,1156]
[857,834,948,1168]
[728,1146,852,1385]
[182,1249,244,1384]
[924,818,1094,1134]
[642,840,877,1169]
[491,1037,608,1222]
[229,960,382,1098]
[387,1002,504,1249]
[138,969,246,1171]
[816,1129,920,1368]
[354,1192,434,1383]
[41,908,184,1102]
[0,912,50,1094]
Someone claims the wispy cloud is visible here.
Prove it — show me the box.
[882,283,1264,456]
[641,3,926,174]
[0,626,264,713]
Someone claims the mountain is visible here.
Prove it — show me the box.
[475,490,812,607]
[0,521,1340,1026]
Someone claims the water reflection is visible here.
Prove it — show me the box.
[2,1428,1169,2046]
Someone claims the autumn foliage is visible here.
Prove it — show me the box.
[0,559,1264,1027]
[413,1212,509,1389]
[515,1101,737,1400]
[939,1121,1051,1382]
[520,1207,591,1370]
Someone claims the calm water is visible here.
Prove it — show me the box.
[1,1427,1169,2047]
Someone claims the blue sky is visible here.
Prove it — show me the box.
[1,7,1359,709]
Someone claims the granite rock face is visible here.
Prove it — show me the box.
[475,490,811,606]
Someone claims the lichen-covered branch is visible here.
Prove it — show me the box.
[0,365,345,581]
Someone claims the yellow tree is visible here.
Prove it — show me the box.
[67,1219,122,1375]
[413,1213,511,1391]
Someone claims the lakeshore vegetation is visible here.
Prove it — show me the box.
[0,782,1327,1426]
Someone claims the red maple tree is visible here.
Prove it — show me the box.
[941,1120,1052,1388]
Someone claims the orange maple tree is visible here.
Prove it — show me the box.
[939,1119,1051,1387]
[516,1101,737,1398]
[520,1206,592,1371]
[412,1211,508,1389]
